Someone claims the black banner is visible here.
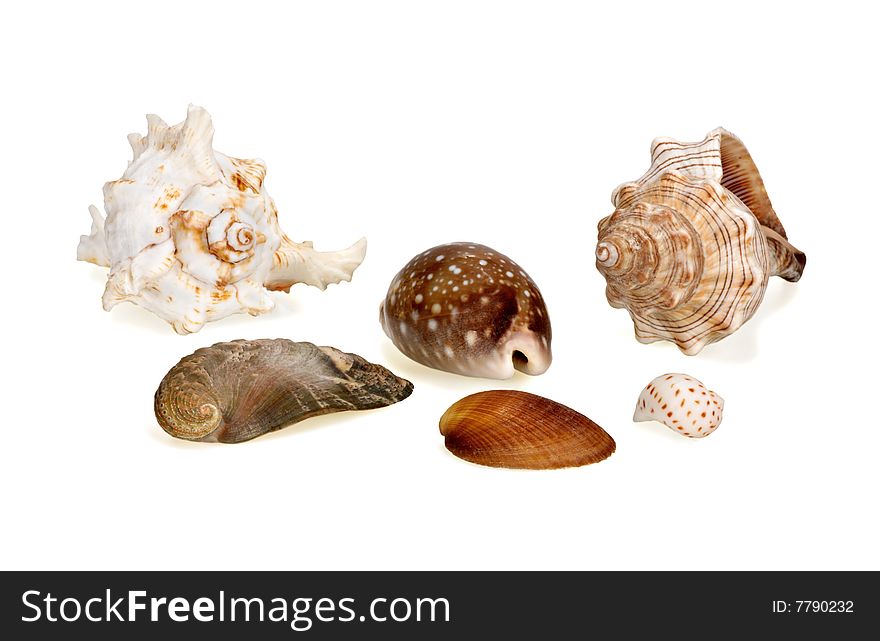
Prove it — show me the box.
[1,571,876,638]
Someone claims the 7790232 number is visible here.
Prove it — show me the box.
[795,601,853,613]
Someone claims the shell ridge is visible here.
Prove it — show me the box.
[642,132,723,184]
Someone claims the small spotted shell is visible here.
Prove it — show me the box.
[633,373,723,438]
[380,243,551,379]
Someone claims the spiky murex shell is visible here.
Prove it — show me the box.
[78,105,366,334]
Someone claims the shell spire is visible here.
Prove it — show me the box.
[77,106,366,334]
[596,128,805,355]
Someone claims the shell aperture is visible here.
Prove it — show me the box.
[380,243,552,379]
[154,339,413,443]
[596,128,806,355]
[440,391,616,469]
[77,106,367,334]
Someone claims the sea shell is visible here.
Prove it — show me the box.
[595,128,806,355]
[77,106,366,334]
[154,339,413,443]
[439,390,615,469]
[380,243,551,379]
[633,373,723,438]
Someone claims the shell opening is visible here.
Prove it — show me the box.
[502,332,551,377]
[512,350,529,371]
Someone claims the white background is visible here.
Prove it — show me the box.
[2,1,877,570]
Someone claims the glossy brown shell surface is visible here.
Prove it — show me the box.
[380,243,552,379]
[439,390,615,469]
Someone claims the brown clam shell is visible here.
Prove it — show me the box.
[439,390,615,469]
[380,242,552,379]
[154,339,413,443]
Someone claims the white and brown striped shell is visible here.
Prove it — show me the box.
[154,339,413,443]
[77,106,366,334]
[380,243,551,379]
[595,128,806,355]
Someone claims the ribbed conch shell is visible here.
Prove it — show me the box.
[439,391,615,469]
[595,128,806,355]
[155,339,413,443]
[633,373,723,438]
[380,243,552,379]
[77,106,366,334]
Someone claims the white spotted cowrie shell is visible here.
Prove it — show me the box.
[379,242,552,379]
[633,373,723,438]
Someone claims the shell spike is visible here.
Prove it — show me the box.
[77,205,109,266]
[762,226,806,282]
[266,236,367,292]
[178,105,219,180]
[145,113,170,139]
[137,107,218,181]
[181,104,215,149]
[127,133,146,160]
